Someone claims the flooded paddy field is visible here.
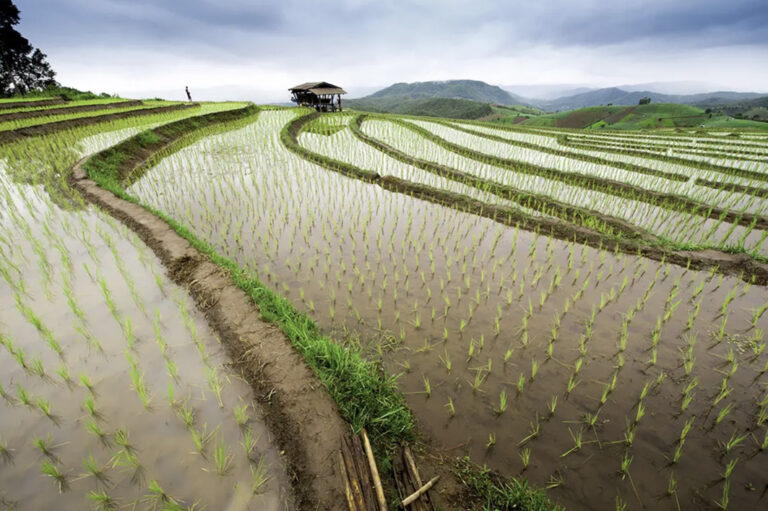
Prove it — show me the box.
[128,109,768,510]
[0,105,292,510]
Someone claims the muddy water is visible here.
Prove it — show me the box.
[132,110,768,510]
[0,167,292,510]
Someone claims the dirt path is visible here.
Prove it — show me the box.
[70,154,349,509]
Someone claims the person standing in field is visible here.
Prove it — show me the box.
[185,86,192,101]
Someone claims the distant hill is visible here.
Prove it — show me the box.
[357,80,531,106]
[346,96,494,120]
[346,79,541,119]
[517,102,768,130]
[535,87,763,111]
[703,96,768,122]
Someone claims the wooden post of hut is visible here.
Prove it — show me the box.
[289,82,347,112]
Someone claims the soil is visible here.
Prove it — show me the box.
[69,141,350,509]
[603,107,635,125]
[0,98,66,110]
[0,100,143,122]
[0,103,198,145]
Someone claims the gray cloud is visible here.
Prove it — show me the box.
[14,0,768,98]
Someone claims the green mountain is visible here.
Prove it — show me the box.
[365,79,528,105]
[346,80,540,119]
[518,103,768,130]
[704,96,768,122]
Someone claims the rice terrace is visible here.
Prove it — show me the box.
[2,1,768,510]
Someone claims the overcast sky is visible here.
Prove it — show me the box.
[16,0,768,102]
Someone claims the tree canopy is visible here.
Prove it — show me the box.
[0,0,57,96]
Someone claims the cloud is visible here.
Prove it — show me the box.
[14,0,768,100]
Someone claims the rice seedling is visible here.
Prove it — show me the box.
[206,367,224,408]
[250,455,271,495]
[715,404,734,426]
[190,423,214,457]
[720,430,748,454]
[85,419,111,447]
[619,451,633,480]
[40,459,68,493]
[0,433,12,464]
[111,445,144,486]
[520,448,531,470]
[142,480,182,510]
[547,395,558,416]
[113,428,134,454]
[714,480,730,510]
[234,401,250,428]
[81,452,111,486]
[87,490,118,511]
[204,434,234,476]
[83,394,100,419]
[495,390,508,415]
[56,363,71,383]
[518,416,540,446]
[33,435,58,460]
[240,426,260,461]
[561,427,587,457]
[16,383,31,406]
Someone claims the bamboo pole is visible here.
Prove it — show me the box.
[401,476,440,507]
[339,450,360,511]
[361,428,387,510]
[403,446,433,510]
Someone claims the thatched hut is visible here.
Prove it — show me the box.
[289,81,346,112]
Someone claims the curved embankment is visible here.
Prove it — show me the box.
[349,114,658,244]
[286,111,768,286]
[0,99,143,122]
[0,97,67,110]
[442,119,768,198]
[69,105,350,510]
[0,102,198,145]
[393,118,768,230]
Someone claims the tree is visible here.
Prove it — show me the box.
[0,0,57,96]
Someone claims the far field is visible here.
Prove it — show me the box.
[2,94,768,510]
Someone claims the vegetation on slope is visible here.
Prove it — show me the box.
[365,79,523,104]
[518,102,768,130]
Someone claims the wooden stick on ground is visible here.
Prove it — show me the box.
[401,476,440,507]
[403,446,434,510]
[339,450,360,511]
[361,428,387,510]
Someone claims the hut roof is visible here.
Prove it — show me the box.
[289,81,347,95]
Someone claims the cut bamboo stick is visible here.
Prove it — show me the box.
[340,435,366,510]
[339,450,360,511]
[403,446,433,511]
[349,434,378,511]
[401,476,440,507]
[361,428,387,510]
